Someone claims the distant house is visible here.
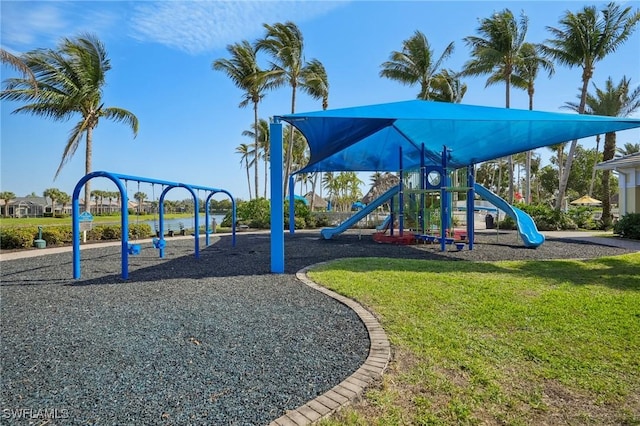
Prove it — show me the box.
[3,196,48,217]
[596,153,640,215]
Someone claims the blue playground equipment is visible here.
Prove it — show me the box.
[72,171,236,280]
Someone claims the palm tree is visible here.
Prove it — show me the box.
[235,143,254,199]
[428,69,467,103]
[462,8,529,204]
[213,40,277,200]
[242,118,270,198]
[58,192,71,216]
[0,191,16,218]
[380,30,455,100]
[256,21,327,196]
[542,3,640,210]
[511,42,555,203]
[301,59,329,209]
[1,49,37,92]
[571,76,640,226]
[43,188,62,215]
[616,142,640,157]
[134,192,147,215]
[1,34,138,212]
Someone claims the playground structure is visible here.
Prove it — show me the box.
[314,151,545,250]
[72,171,236,280]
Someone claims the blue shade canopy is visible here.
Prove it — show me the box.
[278,100,640,173]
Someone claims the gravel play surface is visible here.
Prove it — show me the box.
[1,229,635,424]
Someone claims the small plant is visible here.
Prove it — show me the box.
[613,213,640,239]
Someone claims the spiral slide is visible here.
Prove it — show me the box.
[474,183,545,248]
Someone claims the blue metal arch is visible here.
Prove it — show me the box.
[72,171,236,280]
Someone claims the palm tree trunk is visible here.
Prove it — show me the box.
[253,103,259,199]
[601,132,616,228]
[557,72,590,210]
[84,128,93,212]
[245,160,252,200]
[283,84,298,196]
[588,135,600,197]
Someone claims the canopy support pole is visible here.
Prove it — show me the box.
[440,146,450,252]
[467,164,475,250]
[399,146,404,236]
[289,175,295,234]
[420,143,426,235]
[270,120,285,273]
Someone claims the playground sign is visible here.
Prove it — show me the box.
[79,211,93,231]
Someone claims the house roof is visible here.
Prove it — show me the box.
[278,100,640,173]
[595,152,640,171]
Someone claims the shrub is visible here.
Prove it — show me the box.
[568,206,598,230]
[0,227,37,249]
[519,203,577,231]
[41,226,73,246]
[613,213,640,240]
[498,216,517,230]
[130,223,152,239]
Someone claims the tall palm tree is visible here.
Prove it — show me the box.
[242,118,270,198]
[542,2,640,210]
[213,40,277,200]
[616,142,640,157]
[511,42,555,203]
[301,58,329,209]
[235,143,253,199]
[1,34,139,212]
[463,8,529,204]
[256,21,326,196]
[568,76,640,226]
[380,30,455,100]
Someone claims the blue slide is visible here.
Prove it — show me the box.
[376,215,391,231]
[321,186,400,240]
[474,183,545,248]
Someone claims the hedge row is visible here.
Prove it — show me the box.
[0,224,153,250]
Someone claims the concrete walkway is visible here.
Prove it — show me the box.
[541,231,640,251]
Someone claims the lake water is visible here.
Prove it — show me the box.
[141,214,226,231]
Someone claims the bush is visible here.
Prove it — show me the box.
[519,204,577,231]
[498,216,517,230]
[613,213,640,240]
[568,206,598,230]
[129,223,152,239]
[41,226,73,246]
[0,227,37,249]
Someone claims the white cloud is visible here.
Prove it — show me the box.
[129,1,347,55]
[1,2,68,48]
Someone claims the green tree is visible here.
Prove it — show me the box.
[0,191,16,218]
[213,40,277,200]
[1,34,139,212]
[616,142,640,157]
[134,192,147,215]
[58,191,71,215]
[542,2,640,210]
[1,49,37,92]
[380,30,454,100]
[242,118,270,198]
[428,69,467,103]
[235,143,254,199]
[43,188,62,214]
[463,8,529,204]
[512,42,555,203]
[256,21,327,196]
[567,76,640,226]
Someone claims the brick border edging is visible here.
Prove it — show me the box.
[269,261,391,426]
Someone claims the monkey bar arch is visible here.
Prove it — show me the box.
[72,171,236,280]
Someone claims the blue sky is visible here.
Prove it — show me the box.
[1,0,639,202]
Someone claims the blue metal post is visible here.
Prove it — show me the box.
[440,147,449,252]
[467,165,475,250]
[205,193,211,247]
[420,143,426,235]
[72,193,80,279]
[289,175,295,234]
[270,120,284,273]
[398,146,404,236]
[193,189,200,258]
[159,187,169,258]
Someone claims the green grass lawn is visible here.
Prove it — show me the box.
[0,213,214,228]
[309,254,640,425]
